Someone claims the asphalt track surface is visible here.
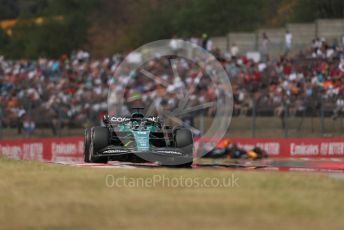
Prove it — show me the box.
[52,158,344,173]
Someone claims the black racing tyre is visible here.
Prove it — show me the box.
[174,128,193,149]
[174,128,194,167]
[92,126,109,151]
[88,126,109,163]
[84,128,91,162]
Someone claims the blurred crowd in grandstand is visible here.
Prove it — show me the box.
[0,33,344,135]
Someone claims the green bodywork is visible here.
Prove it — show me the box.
[117,113,160,151]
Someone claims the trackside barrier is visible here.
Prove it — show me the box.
[0,137,84,162]
[0,137,343,161]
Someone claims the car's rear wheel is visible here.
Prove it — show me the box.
[88,127,109,163]
[174,128,194,167]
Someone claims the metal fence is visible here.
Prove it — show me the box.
[0,99,343,139]
[229,99,344,138]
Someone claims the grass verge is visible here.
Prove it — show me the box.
[0,157,344,230]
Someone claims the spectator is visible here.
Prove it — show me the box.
[285,30,292,53]
[190,37,199,47]
[201,33,213,51]
[22,115,35,135]
[230,43,239,58]
[261,32,270,61]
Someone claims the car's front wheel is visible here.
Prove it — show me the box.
[87,127,109,163]
[84,128,91,162]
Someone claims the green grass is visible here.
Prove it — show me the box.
[1,157,344,230]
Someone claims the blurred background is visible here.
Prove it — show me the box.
[0,0,343,139]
